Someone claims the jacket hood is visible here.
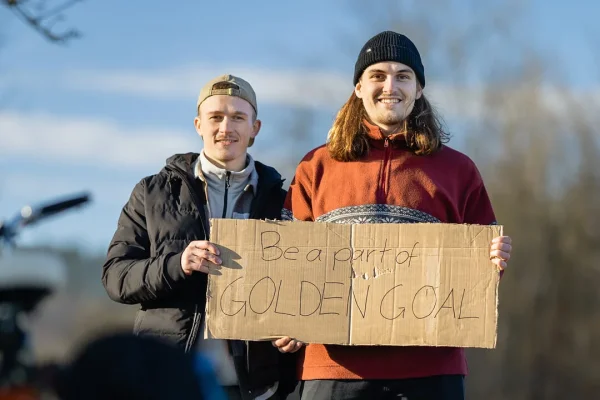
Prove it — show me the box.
[165,152,199,173]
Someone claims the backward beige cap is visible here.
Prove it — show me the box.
[196,74,258,114]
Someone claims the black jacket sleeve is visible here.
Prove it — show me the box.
[101,178,187,304]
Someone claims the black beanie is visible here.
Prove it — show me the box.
[353,31,425,88]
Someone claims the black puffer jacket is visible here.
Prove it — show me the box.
[102,153,295,399]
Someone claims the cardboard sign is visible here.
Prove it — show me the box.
[204,219,502,348]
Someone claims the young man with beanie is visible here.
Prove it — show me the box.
[274,31,513,399]
[102,74,295,400]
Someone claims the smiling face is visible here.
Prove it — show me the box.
[355,61,423,135]
[194,95,260,171]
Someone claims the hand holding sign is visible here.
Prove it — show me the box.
[271,336,305,353]
[182,240,222,275]
[489,236,512,270]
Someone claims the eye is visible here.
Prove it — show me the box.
[371,74,385,81]
[210,115,223,121]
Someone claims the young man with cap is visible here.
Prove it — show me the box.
[274,31,513,399]
[102,74,294,400]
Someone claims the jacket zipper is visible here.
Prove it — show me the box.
[222,171,231,218]
[184,304,200,352]
[246,340,251,373]
[378,138,391,202]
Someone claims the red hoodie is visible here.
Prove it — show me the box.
[282,120,497,380]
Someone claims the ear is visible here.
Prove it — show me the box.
[252,119,262,138]
[354,81,363,99]
[194,116,202,139]
[416,84,423,100]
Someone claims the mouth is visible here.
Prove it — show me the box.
[215,138,239,145]
[377,98,402,104]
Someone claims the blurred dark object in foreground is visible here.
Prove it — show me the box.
[54,332,226,400]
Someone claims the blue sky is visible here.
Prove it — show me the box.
[0,0,597,254]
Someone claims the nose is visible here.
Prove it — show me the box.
[382,75,396,94]
[219,117,233,133]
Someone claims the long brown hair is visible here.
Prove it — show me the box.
[327,91,450,161]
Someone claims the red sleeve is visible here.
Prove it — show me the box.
[462,163,497,225]
[282,157,314,221]
[463,181,497,225]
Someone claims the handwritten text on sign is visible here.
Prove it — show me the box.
[204,220,502,348]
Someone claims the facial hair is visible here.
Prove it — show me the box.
[376,95,416,127]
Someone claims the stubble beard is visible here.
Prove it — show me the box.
[379,109,407,127]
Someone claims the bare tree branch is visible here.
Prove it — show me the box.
[2,0,83,44]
